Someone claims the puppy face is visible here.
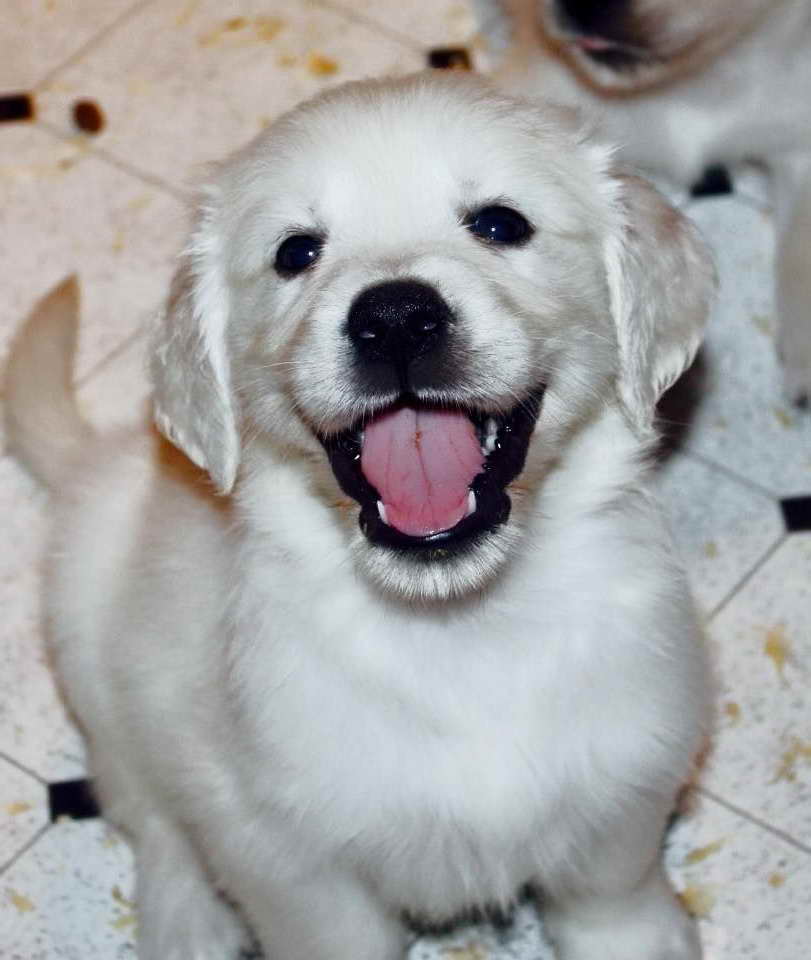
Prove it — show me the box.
[151,74,712,600]
[540,0,773,91]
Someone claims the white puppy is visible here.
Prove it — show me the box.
[479,0,811,405]
[6,73,714,960]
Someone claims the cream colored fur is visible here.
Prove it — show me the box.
[5,74,713,960]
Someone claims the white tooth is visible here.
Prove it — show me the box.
[466,490,476,517]
[377,500,389,524]
[483,417,498,455]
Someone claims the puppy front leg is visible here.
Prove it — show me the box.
[134,818,251,960]
[235,867,409,960]
[541,805,700,960]
[774,154,811,407]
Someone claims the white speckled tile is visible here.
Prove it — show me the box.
[0,0,141,90]
[0,457,86,783]
[701,533,811,846]
[323,0,481,52]
[0,124,185,383]
[664,792,811,960]
[0,759,48,871]
[681,195,811,496]
[0,819,136,959]
[655,450,783,616]
[35,0,424,192]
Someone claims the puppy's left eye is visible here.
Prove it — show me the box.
[466,205,533,246]
[275,234,324,276]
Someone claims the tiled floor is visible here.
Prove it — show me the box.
[1,1,810,958]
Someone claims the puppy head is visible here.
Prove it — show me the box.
[151,73,712,600]
[540,0,772,92]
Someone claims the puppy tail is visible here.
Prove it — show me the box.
[4,275,92,490]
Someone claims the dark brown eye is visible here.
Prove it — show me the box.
[275,234,324,276]
[466,205,533,245]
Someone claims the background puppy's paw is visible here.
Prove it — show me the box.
[781,357,811,410]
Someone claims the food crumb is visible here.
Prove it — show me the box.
[684,837,725,865]
[768,871,786,888]
[7,888,35,913]
[111,911,137,930]
[174,0,199,27]
[678,883,716,918]
[4,802,32,815]
[442,945,487,960]
[277,53,297,67]
[255,16,285,42]
[752,313,772,336]
[764,624,790,682]
[112,885,135,909]
[773,406,793,428]
[772,737,811,783]
[723,701,741,725]
[307,52,339,76]
[72,99,105,134]
[703,540,718,558]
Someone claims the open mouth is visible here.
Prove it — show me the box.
[320,390,544,555]
[570,34,652,70]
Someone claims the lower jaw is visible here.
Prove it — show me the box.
[358,476,511,557]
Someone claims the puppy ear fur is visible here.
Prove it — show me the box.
[150,187,240,494]
[604,174,716,433]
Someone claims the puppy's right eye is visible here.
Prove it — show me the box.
[275,234,324,276]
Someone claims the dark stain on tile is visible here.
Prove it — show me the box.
[72,99,105,135]
[690,164,733,198]
[427,47,471,70]
[48,778,100,821]
[0,92,35,123]
[781,495,811,533]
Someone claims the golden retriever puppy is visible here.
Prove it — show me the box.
[481,0,811,405]
[6,73,714,960]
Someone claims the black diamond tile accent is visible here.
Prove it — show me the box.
[0,92,34,123]
[427,47,472,70]
[690,164,733,198]
[48,778,100,821]
[781,495,811,533]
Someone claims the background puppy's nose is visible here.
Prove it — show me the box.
[346,280,450,371]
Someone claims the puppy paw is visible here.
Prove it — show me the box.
[548,909,701,960]
[545,878,702,960]
[138,881,251,960]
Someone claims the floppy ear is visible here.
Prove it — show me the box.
[150,189,240,493]
[603,174,716,432]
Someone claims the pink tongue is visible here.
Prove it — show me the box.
[361,407,484,537]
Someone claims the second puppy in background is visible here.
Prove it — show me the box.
[482,0,811,405]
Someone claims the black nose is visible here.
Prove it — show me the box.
[557,0,630,37]
[346,280,451,372]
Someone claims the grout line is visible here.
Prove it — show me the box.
[35,119,190,203]
[697,786,811,857]
[74,322,149,390]
[33,0,158,93]
[706,533,787,622]
[0,751,48,786]
[0,823,52,878]
[684,446,782,502]
[314,0,430,52]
